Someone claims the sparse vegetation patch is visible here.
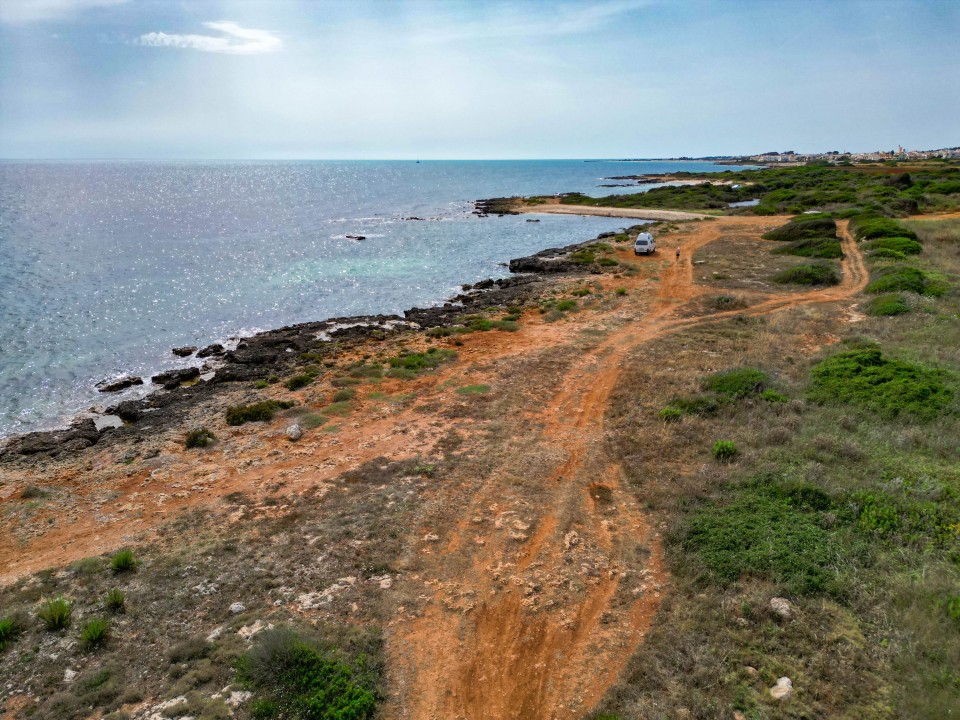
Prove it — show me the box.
[226,400,296,426]
[772,262,841,286]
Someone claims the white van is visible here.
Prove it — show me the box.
[634,232,656,255]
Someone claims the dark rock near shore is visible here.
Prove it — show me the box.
[197,343,225,358]
[3,418,100,456]
[151,367,201,389]
[474,197,521,215]
[172,346,197,357]
[112,400,142,423]
[346,235,366,241]
[96,375,144,393]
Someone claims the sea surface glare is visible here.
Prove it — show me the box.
[0,159,735,437]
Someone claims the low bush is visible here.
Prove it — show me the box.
[864,265,947,296]
[105,588,126,614]
[226,400,295,426]
[703,368,768,398]
[868,248,907,260]
[761,216,837,242]
[849,213,919,240]
[238,626,380,720]
[554,299,578,312]
[38,597,72,631]
[772,236,843,258]
[184,427,215,449]
[80,618,110,650]
[772,262,841,286]
[709,294,747,310]
[808,348,953,420]
[661,395,722,418]
[761,389,789,403]
[387,348,456,375]
[711,440,738,461]
[332,388,356,402]
[658,406,684,422]
[864,236,923,255]
[679,479,838,595]
[110,549,137,574]
[865,293,910,316]
[284,374,317,391]
[0,615,25,650]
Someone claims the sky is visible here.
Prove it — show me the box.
[0,0,957,159]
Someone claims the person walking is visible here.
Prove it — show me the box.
[675,246,681,262]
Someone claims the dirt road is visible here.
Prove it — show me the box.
[384,217,867,719]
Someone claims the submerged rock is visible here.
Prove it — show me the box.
[96,375,144,393]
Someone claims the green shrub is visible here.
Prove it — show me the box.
[80,618,111,650]
[849,214,918,240]
[773,236,843,258]
[662,395,722,417]
[253,379,269,389]
[868,248,908,260]
[184,427,215,449]
[946,596,960,625]
[704,368,768,398]
[761,389,789,403]
[615,287,627,296]
[387,348,456,374]
[571,287,592,297]
[712,440,738,461]
[762,217,837,242]
[347,363,384,379]
[238,627,379,720]
[105,588,126,614]
[808,348,953,420]
[864,236,922,255]
[865,293,910,316]
[680,479,837,595]
[597,257,618,267]
[226,400,295,426]
[0,615,24,650]
[658,406,684,422]
[285,374,317,391]
[772,262,841,286]
[332,388,356,402]
[554,299,577,312]
[38,597,72,631]
[864,265,947,296]
[110,549,137,574]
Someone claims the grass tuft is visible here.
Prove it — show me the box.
[0,615,25,650]
[110,549,137,574]
[37,597,72,631]
[79,618,110,650]
[105,588,126,614]
[711,440,738,461]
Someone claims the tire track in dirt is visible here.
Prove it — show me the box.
[387,217,868,720]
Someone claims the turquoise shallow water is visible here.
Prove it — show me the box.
[0,159,739,437]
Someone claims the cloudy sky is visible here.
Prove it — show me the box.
[1,0,957,159]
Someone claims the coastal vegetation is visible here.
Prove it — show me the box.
[225,400,296,426]
[772,262,841,285]
[534,160,960,217]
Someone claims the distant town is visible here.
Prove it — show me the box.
[634,145,960,165]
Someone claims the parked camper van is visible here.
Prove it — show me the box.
[634,232,656,255]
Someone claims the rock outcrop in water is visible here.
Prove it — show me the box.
[95,375,144,393]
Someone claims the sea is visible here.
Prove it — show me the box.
[0,159,740,438]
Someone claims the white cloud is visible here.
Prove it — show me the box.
[136,20,282,55]
[0,0,127,24]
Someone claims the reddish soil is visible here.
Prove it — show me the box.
[0,215,868,719]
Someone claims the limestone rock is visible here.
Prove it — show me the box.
[770,596,794,619]
[286,424,303,442]
[770,676,793,700]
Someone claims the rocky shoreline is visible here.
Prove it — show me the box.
[0,225,644,464]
